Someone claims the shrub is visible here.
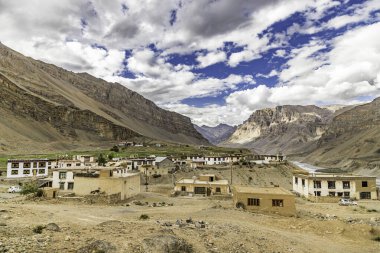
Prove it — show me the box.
[373,236,380,242]
[20,182,39,195]
[139,214,149,220]
[33,225,45,234]
[110,145,120,152]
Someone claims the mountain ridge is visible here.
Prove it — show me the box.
[0,42,209,153]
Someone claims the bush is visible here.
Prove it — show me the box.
[33,225,45,234]
[139,214,149,220]
[373,236,380,242]
[20,182,39,195]
[97,154,107,166]
[110,145,120,152]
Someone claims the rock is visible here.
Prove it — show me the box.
[65,236,71,241]
[45,223,60,232]
[0,222,7,226]
[142,234,193,253]
[77,240,116,253]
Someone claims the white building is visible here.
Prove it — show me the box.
[6,159,56,178]
[204,156,226,165]
[293,173,377,200]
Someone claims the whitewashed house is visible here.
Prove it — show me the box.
[6,159,56,178]
[293,173,377,200]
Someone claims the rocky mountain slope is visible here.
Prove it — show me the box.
[0,43,208,153]
[222,105,336,154]
[303,97,380,176]
[194,124,236,145]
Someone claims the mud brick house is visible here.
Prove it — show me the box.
[233,186,296,216]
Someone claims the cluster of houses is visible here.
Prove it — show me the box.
[4,153,378,216]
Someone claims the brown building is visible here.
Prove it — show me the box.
[175,174,230,196]
[233,186,296,216]
[73,170,140,201]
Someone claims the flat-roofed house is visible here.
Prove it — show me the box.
[233,186,296,216]
[174,174,230,196]
[293,173,378,200]
[51,167,140,201]
[6,159,55,178]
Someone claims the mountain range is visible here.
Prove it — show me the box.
[194,124,236,145]
[0,43,208,154]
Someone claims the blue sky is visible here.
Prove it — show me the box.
[0,0,380,126]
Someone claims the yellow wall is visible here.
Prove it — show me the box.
[74,173,140,200]
[233,191,296,216]
[175,182,229,195]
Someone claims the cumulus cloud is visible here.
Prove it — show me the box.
[0,0,379,127]
[196,50,227,68]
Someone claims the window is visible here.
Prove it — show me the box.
[337,192,343,197]
[11,170,18,175]
[295,177,298,184]
[67,163,72,167]
[11,163,19,168]
[328,192,335,197]
[67,182,74,190]
[39,162,46,167]
[272,199,283,207]
[23,170,30,175]
[343,192,350,197]
[38,169,46,174]
[181,186,186,192]
[59,172,66,179]
[24,162,31,168]
[314,191,321,196]
[313,180,321,189]
[248,198,260,206]
[59,182,65,190]
[362,181,368,187]
[216,187,221,193]
[194,187,206,195]
[360,192,371,199]
[76,163,81,167]
[328,181,335,189]
[343,181,350,189]
[302,179,305,187]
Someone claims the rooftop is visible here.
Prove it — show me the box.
[295,173,377,179]
[233,186,293,195]
[176,178,229,185]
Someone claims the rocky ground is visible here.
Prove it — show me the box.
[0,164,379,253]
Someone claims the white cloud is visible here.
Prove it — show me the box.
[196,50,226,68]
[0,0,379,127]
[325,0,380,29]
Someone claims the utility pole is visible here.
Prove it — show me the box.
[145,167,148,192]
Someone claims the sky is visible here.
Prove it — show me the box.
[1,0,380,127]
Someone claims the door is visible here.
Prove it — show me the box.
[360,192,371,199]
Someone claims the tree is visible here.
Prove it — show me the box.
[110,145,119,152]
[108,153,114,161]
[97,154,107,166]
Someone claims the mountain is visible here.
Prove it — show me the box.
[0,42,209,153]
[194,124,236,145]
[303,97,380,176]
[222,105,335,154]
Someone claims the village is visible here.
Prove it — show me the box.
[0,146,379,252]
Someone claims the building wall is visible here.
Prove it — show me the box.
[174,182,229,195]
[52,171,75,190]
[139,166,168,176]
[7,160,49,178]
[293,175,377,200]
[233,191,296,216]
[73,173,140,200]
